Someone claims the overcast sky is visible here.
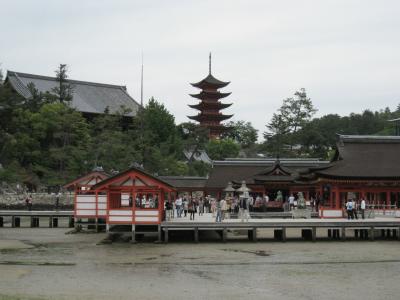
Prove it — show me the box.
[1,0,400,136]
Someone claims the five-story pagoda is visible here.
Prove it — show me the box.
[188,54,233,139]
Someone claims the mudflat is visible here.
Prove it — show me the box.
[0,228,399,300]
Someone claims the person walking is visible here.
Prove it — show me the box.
[175,197,182,218]
[165,201,172,221]
[239,196,249,222]
[55,192,61,210]
[346,199,353,220]
[360,198,366,219]
[215,200,222,223]
[288,194,295,211]
[220,198,227,220]
[188,199,195,220]
[198,198,204,216]
[211,199,216,217]
[27,195,33,211]
[183,198,188,217]
[352,199,358,220]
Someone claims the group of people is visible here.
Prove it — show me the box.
[345,198,367,219]
[164,195,253,222]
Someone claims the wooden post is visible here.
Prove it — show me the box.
[164,228,169,243]
[157,225,162,242]
[369,227,374,241]
[69,217,74,228]
[252,227,257,242]
[48,217,53,228]
[222,228,227,243]
[312,227,316,242]
[341,227,346,241]
[282,227,286,242]
[194,227,199,243]
[131,225,136,244]
[0,216,3,227]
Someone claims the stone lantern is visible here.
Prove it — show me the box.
[224,182,235,198]
[236,181,251,198]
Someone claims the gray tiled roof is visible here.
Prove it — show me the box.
[159,176,208,189]
[6,71,140,116]
[311,135,400,179]
[206,159,329,189]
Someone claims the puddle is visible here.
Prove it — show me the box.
[221,248,271,256]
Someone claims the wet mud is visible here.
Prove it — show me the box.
[0,228,400,300]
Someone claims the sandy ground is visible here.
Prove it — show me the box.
[0,228,400,300]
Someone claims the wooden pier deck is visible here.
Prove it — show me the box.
[161,215,400,243]
[0,210,74,228]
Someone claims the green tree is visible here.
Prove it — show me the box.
[52,64,73,103]
[264,88,317,155]
[206,139,240,160]
[223,120,258,148]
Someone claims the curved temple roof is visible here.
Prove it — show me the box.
[190,74,230,89]
[6,71,140,116]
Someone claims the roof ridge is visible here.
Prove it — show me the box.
[8,70,128,90]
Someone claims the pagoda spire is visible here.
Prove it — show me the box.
[188,54,233,139]
[209,52,212,75]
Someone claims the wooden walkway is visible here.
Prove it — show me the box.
[161,215,400,243]
[0,210,74,228]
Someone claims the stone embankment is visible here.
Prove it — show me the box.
[0,192,73,210]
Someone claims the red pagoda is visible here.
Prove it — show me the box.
[188,54,233,139]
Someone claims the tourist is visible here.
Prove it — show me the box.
[239,196,249,222]
[288,194,295,211]
[55,192,61,210]
[198,198,204,216]
[346,199,353,220]
[249,196,254,212]
[215,199,222,223]
[316,194,321,212]
[264,194,269,212]
[188,199,195,220]
[352,199,358,219]
[211,198,216,217]
[175,197,182,218]
[221,198,227,220]
[360,198,366,219]
[165,201,172,221]
[183,198,189,217]
[27,195,33,211]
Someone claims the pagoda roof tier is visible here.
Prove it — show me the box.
[188,113,233,122]
[203,124,231,131]
[189,102,232,110]
[189,91,231,100]
[191,74,230,89]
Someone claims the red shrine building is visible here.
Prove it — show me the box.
[188,54,233,139]
[64,166,175,232]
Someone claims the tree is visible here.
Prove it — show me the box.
[52,64,73,103]
[177,122,209,162]
[223,120,258,148]
[264,88,317,155]
[206,139,240,160]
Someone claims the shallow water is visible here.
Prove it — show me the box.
[0,228,399,300]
